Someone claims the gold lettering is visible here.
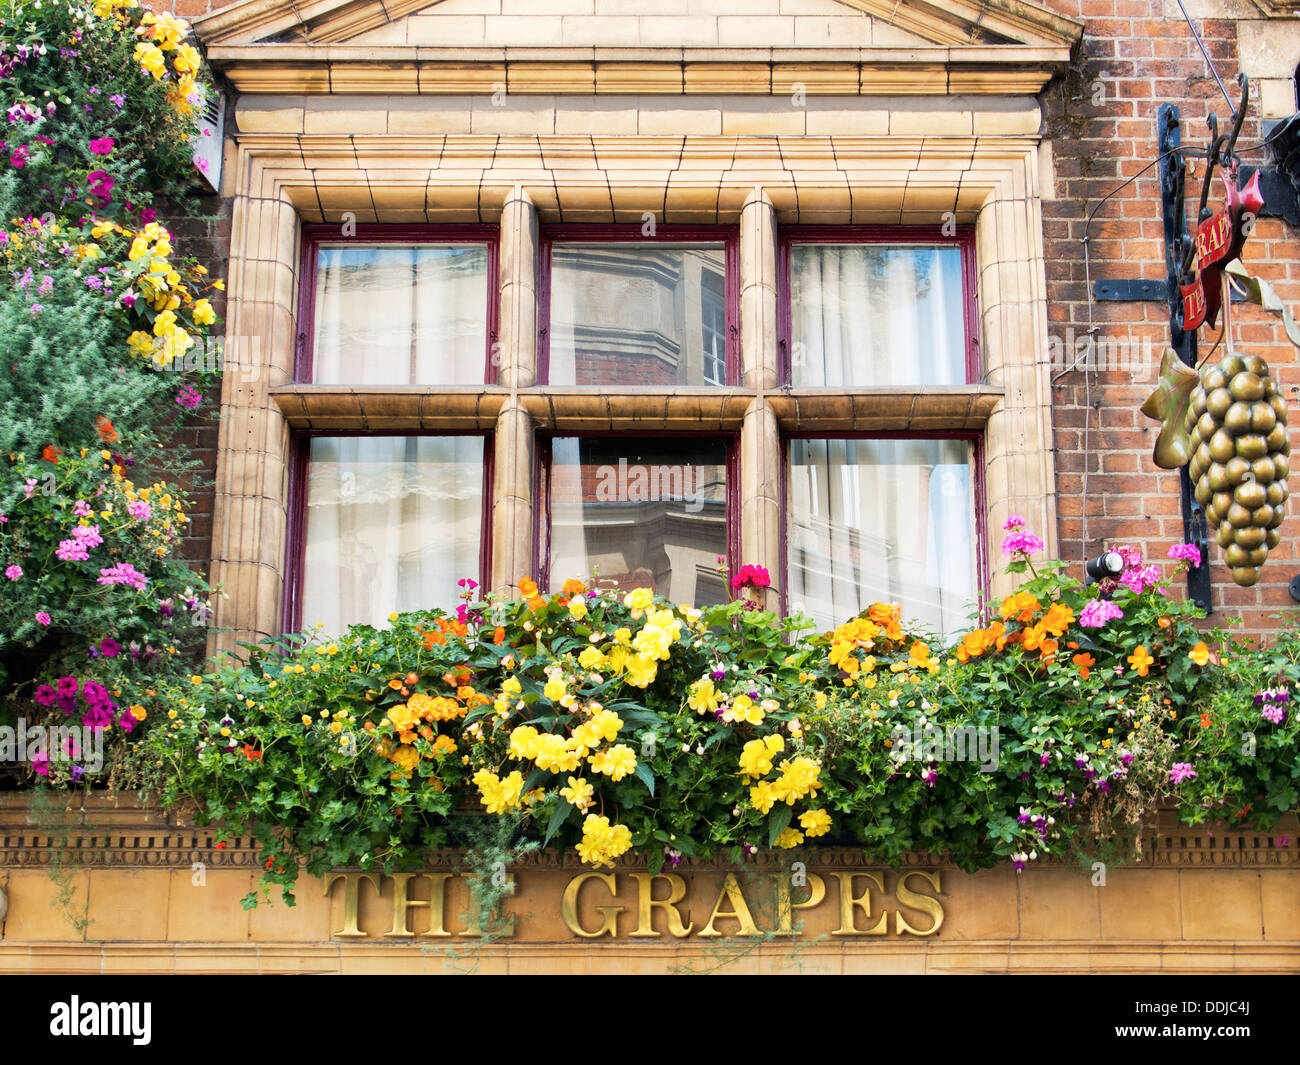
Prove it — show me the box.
[774,872,826,935]
[561,872,622,938]
[323,871,379,938]
[697,873,760,938]
[894,870,944,936]
[628,872,693,938]
[386,872,454,937]
[830,872,887,936]
[460,875,517,938]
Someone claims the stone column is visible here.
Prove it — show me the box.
[491,185,539,594]
[209,187,299,655]
[740,398,782,608]
[498,185,538,389]
[738,187,782,607]
[976,153,1058,602]
[491,399,535,596]
[739,186,778,390]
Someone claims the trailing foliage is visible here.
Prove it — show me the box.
[47,531,1293,906]
[0,0,220,702]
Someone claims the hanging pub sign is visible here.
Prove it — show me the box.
[1141,74,1298,588]
[1179,170,1263,332]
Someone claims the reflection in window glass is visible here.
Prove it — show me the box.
[790,244,965,386]
[787,438,976,638]
[548,243,726,387]
[302,436,483,634]
[312,245,488,384]
[548,438,728,606]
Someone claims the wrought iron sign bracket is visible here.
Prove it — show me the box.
[1158,103,1213,612]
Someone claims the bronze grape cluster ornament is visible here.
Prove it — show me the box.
[1141,75,1299,588]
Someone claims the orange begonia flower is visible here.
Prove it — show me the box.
[1127,645,1155,677]
[1072,652,1095,679]
[1188,641,1211,667]
[96,416,119,443]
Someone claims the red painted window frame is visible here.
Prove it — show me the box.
[777,225,979,386]
[294,222,501,384]
[537,223,740,387]
[779,429,989,625]
[533,430,741,597]
[284,223,500,633]
[283,430,494,634]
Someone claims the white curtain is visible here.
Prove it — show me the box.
[312,245,487,384]
[787,438,976,638]
[301,437,483,634]
[790,245,964,386]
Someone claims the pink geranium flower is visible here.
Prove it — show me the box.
[89,136,114,155]
[4,564,21,580]
[730,564,771,591]
[1078,598,1124,628]
[97,562,147,590]
[1001,530,1044,557]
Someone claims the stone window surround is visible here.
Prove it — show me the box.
[210,132,1056,654]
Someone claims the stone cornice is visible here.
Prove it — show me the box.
[2,796,1296,870]
[193,0,1084,51]
[204,45,1074,97]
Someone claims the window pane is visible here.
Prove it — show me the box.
[787,438,976,638]
[548,243,727,387]
[790,244,965,386]
[302,436,483,633]
[312,245,488,384]
[549,438,728,606]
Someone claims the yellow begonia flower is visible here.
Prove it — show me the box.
[1188,641,1211,668]
[588,744,636,782]
[722,693,765,726]
[799,809,832,837]
[133,41,167,79]
[623,588,654,617]
[575,814,632,867]
[173,43,202,76]
[623,653,658,688]
[688,677,720,714]
[560,776,594,810]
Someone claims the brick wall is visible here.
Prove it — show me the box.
[155,190,231,577]
[1039,0,1300,633]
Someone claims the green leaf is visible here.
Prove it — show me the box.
[633,761,656,797]
[544,797,573,845]
[767,804,793,846]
